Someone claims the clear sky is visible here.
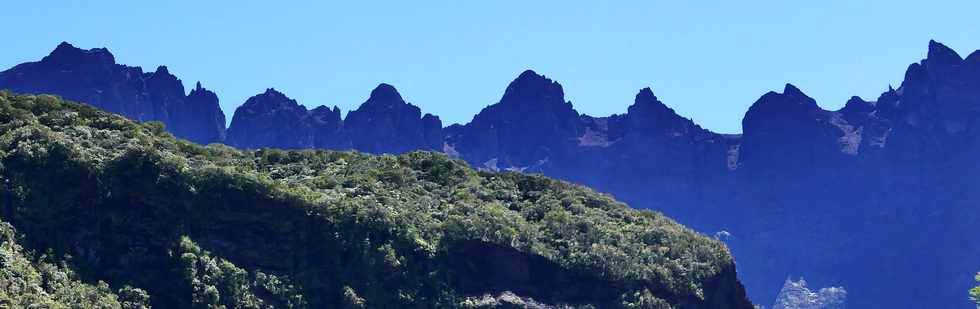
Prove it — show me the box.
[2,0,978,133]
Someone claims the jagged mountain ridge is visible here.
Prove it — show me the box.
[224,83,443,154]
[2,41,979,308]
[0,42,226,144]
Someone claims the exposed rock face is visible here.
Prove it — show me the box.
[226,88,320,149]
[582,87,732,212]
[0,43,445,154]
[716,41,980,309]
[174,82,227,143]
[0,42,225,144]
[309,105,347,149]
[344,84,443,154]
[447,70,583,171]
[225,84,440,153]
[772,278,846,309]
[739,84,848,174]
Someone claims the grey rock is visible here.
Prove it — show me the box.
[772,278,846,309]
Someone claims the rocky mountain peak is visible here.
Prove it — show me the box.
[146,66,183,93]
[188,81,215,98]
[226,89,313,149]
[177,81,226,144]
[345,83,442,154]
[635,87,659,104]
[153,65,171,76]
[0,42,229,144]
[782,83,807,98]
[242,88,303,112]
[840,96,874,115]
[310,105,342,124]
[365,83,405,106]
[42,41,116,66]
[965,50,980,66]
[626,86,699,135]
[926,40,963,67]
[500,69,566,105]
[747,84,820,117]
[263,87,283,96]
[738,83,847,171]
[631,87,670,111]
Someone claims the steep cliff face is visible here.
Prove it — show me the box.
[225,84,440,154]
[343,84,443,154]
[738,84,848,174]
[226,88,319,149]
[173,82,227,144]
[0,42,225,144]
[309,105,347,149]
[717,41,980,309]
[448,70,583,171]
[587,88,732,214]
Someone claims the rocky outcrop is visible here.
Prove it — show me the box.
[344,84,443,154]
[309,105,347,149]
[738,84,847,173]
[225,84,440,153]
[226,88,319,149]
[772,278,846,309]
[447,70,583,171]
[173,82,226,144]
[0,42,226,144]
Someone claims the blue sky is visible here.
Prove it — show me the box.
[2,0,978,133]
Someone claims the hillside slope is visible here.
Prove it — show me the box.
[0,91,752,308]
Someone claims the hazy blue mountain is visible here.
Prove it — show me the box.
[0,42,225,144]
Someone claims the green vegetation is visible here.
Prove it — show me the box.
[0,221,150,308]
[0,91,748,308]
[971,272,979,308]
[178,236,306,308]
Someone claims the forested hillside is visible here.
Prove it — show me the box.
[0,91,752,308]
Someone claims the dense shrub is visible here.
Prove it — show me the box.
[0,221,149,308]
